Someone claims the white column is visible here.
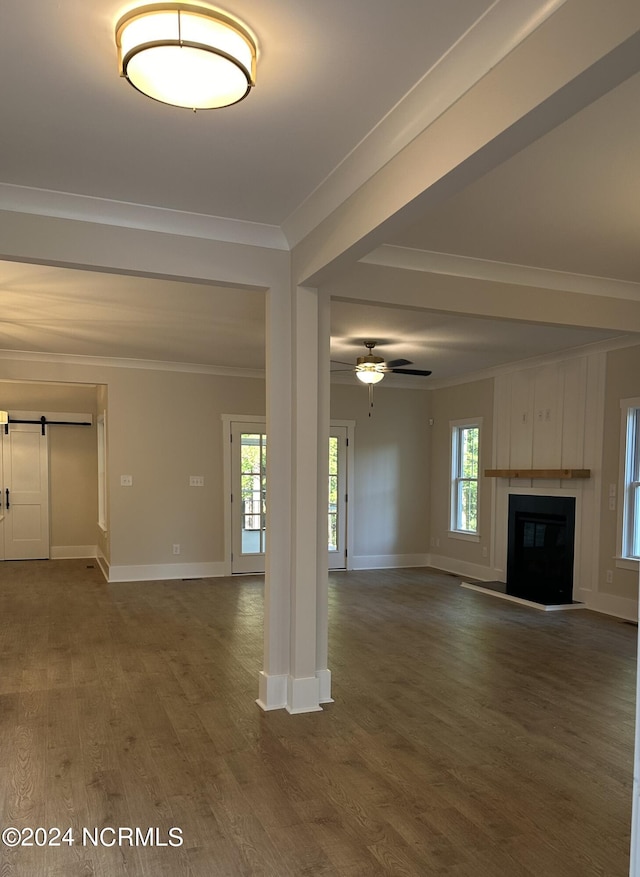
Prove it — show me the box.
[630,567,640,876]
[258,282,329,715]
[316,291,332,703]
[257,281,292,711]
[287,285,323,713]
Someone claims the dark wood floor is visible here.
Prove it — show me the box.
[0,560,634,876]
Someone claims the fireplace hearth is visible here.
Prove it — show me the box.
[507,494,576,605]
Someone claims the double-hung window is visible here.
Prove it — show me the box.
[621,401,640,561]
[450,421,480,537]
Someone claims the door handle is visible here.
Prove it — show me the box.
[5,488,9,509]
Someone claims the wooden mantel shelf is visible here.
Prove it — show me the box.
[484,468,591,479]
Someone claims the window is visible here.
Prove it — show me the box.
[451,421,480,536]
[622,402,640,560]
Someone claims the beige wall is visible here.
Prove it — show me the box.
[600,344,640,601]
[49,424,98,550]
[428,378,494,570]
[330,384,431,560]
[106,369,265,566]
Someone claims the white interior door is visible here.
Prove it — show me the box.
[2,423,50,560]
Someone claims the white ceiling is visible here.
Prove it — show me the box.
[1,1,639,386]
[0,0,493,225]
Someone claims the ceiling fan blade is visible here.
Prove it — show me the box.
[390,368,432,376]
[385,358,412,368]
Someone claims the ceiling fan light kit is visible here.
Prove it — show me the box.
[115,3,257,110]
[333,341,433,416]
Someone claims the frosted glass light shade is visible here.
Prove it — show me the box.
[116,4,257,109]
[355,366,385,384]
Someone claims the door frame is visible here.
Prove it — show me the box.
[221,414,355,575]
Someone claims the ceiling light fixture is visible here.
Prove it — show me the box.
[355,347,386,385]
[115,3,257,110]
[355,364,385,385]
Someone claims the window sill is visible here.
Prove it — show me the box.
[615,556,639,571]
[448,530,480,543]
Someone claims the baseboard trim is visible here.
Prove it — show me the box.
[107,561,226,583]
[428,554,496,582]
[350,553,430,570]
[579,589,638,621]
[50,545,97,560]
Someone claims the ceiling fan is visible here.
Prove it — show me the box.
[331,341,432,414]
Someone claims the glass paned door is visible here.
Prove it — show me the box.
[230,421,348,573]
[231,423,267,573]
[328,426,347,569]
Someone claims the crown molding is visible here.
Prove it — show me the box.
[281,0,568,248]
[361,245,640,301]
[0,348,265,378]
[0,183,288,251]
[425,333,640,390]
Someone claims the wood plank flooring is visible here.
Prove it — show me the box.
[0,561,634,875]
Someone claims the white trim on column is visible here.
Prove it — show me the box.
[316,668,333,704]
[256,672,288,712]
[630,568,640,877]
[286,675,323,714]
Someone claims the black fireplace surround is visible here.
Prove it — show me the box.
[507,494,576,605]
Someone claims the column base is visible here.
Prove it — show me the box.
[286,675,323,714]
[317,667,333,704]
[256,671,288,711]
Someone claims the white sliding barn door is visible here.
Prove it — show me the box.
[1,423,50,560]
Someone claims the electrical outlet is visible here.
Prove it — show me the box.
[189,475,204,487]
[172,544,180,555]
[606,569,613,584]
[608,496,616,511]
[120,474,133,487]
[482,546,488,558]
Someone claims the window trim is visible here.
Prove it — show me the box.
[619,398,640,564]
[449,418,482,539]
[97,411,108,534]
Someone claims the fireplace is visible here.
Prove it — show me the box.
[507,494,576,605]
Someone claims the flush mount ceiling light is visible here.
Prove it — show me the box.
[115,3,257,109]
